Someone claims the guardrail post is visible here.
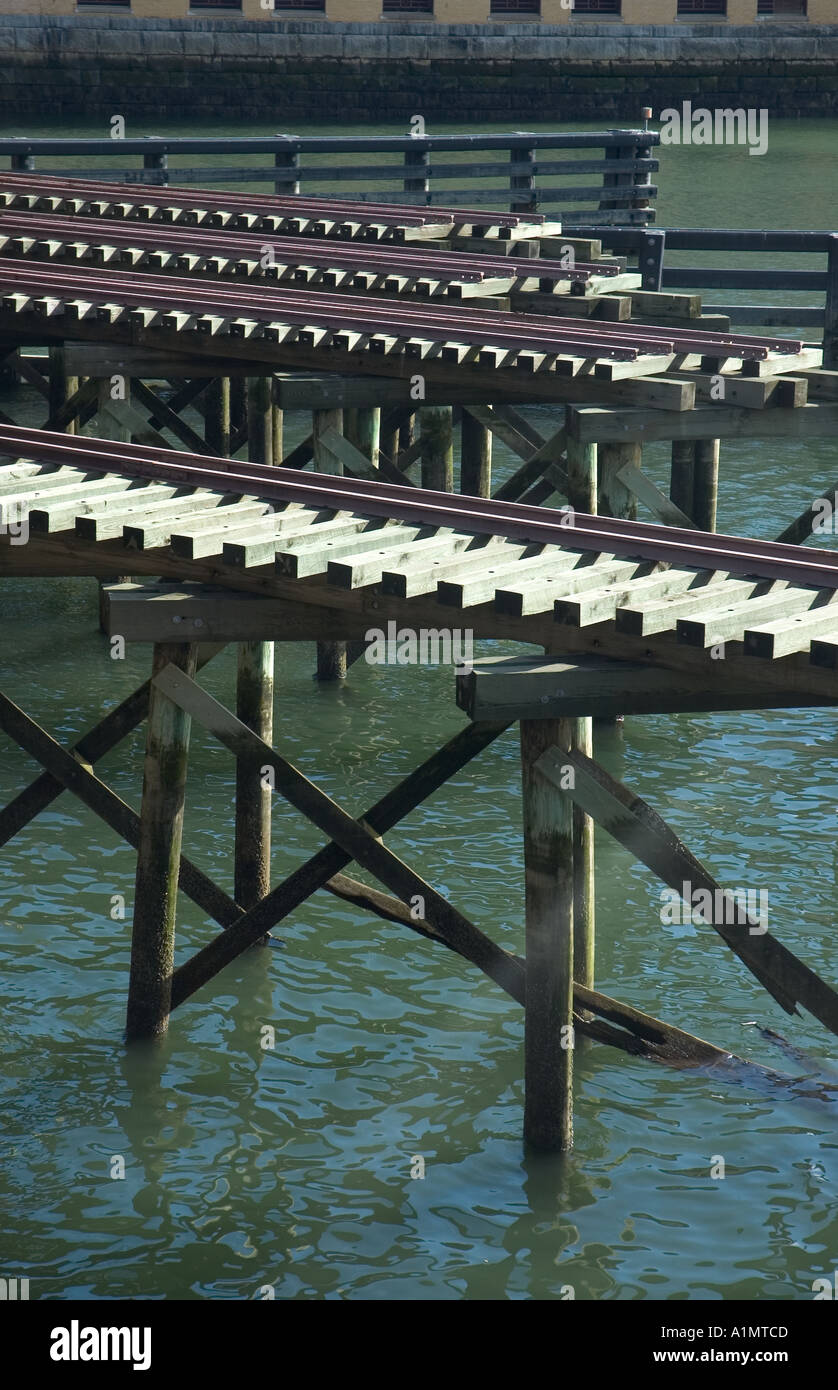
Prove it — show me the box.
[640,229,665,291]
[824,234,838,370]
[142,147,168,187]
[510,141,536,216]
[274,140,300,197]
[10,152,34,172]
[404,141,430,204]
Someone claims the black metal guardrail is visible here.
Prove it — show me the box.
[0,131,660,227]
[574,225,838,366]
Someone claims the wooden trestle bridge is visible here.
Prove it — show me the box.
[2,172,838,1153]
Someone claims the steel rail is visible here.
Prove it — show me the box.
[0,211,619,284]
[0,258,802,360]
[0,173,541,230]
[4,425,838,593]
[0,259,646,360]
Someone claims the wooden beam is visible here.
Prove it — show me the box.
[456,653,820,720]
[617,459,693,528]
[158,692,512,1008]
[568,403,838,447]
[537,746,838,1038]
[0,646,225,850]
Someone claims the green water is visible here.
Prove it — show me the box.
[2,119,838,1302]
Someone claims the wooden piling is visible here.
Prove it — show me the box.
[562,438,596,1002]
[344,405,381,471]
[125,642,198,1042]
[692,438,720,532]
[313,406,347,681]
[270,377,284,467]
[598,441,639,521]
[205,377,231,457]
[235,640,274,915]
[520,718,574,1152]
[460,411,492,497]
[419,406,454,492]
[670,440,696,522]
[246,375,272,465]
[238,375,276,914]
[48,345,79,435]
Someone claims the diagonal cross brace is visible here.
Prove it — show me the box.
[536,745,838,1038]
[0,646,225,850]
[152,663,518,1009]
[0,687,240,929]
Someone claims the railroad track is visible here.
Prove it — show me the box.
[0,257,807,379]
[3,426,838,672]
[0,210,630,302]
[0,172,559,243]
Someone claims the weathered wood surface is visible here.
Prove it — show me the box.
[521,719,574,1152]
[126,643,198,1041]
[537,745,838,1039]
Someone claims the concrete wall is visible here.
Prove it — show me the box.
[0,16,835,122]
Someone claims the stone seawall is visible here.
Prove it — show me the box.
[1,17,837,122]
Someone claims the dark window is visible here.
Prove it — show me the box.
[677,0,726,12]
[573,0,621,13]
[77,0,131,6]
[757,0,807,13]
[190,0,243,7]
[490,0,541,13]
[383,0,434,11]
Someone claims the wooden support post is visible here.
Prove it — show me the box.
[230,376,247,441]
[270,377,284,466]
[561,438,596,1005]
[571,716,594,997]
[692,437,719,532]
[48,346,79,436]
[96,379,131,632]
[399,413,415,454]
[246,375,272,465]
[240,374,276,914]
[520,719,574,1153]
[461,411,492,497]
[564,438,596,516]
[380,412,401,466]
[235,640,274,916]
[598,441,639,521]
[205,377,231,457]
[344,405,381,470]
[670,439,696,522]
[419,405,454,492]
[125,643,197,1042]
[313,407,347,681]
